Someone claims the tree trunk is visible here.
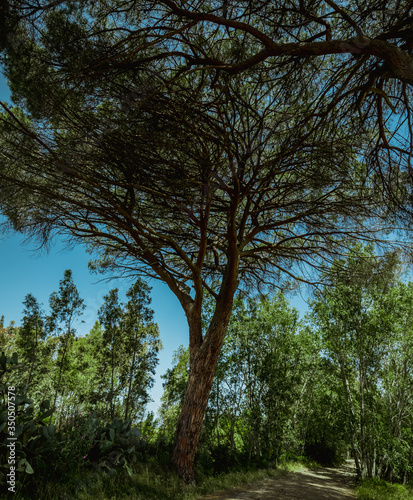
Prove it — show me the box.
[301,385,313,454]
[172,272,238,481]
[110,347,115,421]
[215,382,221,448]
[171,237,240,482]
[172,336,223,481]
[338,354,362,476]
[27,321,39,387]
[50,330,71,424]
[125,324,139,421]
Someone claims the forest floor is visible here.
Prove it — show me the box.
[198,460,356,500]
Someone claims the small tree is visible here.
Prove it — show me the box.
[309,247,405,478]
[97,282,161,422]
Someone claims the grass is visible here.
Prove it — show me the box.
[20,460,309,500]
[356,478,413,500]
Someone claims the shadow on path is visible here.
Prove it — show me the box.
[199,460,356,500]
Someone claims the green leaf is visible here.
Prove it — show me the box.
[25,461,34,474]
[42,424,55,440]
[109,428,115,441]
[39,408,54,420]
[124,463,133,477]
[17,459,34,474]
[14,424,23,438]
[40,400,50,410]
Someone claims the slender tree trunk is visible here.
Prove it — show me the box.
[27,322,39,387]
[125,324,139,421]
[110,349,115,421]
[215,383,221,448]
[302,385,313,454]
[338,354,361,476]
[360,363,367,478]
[50,330,70,424]
[229,418,236,457]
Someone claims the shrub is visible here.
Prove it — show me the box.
[356,478,413,500]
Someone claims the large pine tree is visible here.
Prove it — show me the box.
[1,0,412,481]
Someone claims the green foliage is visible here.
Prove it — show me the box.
[17,294,46,388]
[94,279,162,422]
[2,248,413,492]
[0,352,55,496]
[55,410,98,478]
[160,292,322,472]
[356,479,413,500]
[1,273,161,428]
[0,272,162,495]
[47,269,86,424]
[2,0,412,481]
[0,360,159,496]
[308,246,413,481]
[89,417,145,476]
[159,346,189,441]
[53,410,147,482]
[160,261,413,479]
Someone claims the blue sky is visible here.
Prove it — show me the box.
[0,72,309,415]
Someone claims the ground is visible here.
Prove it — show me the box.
[199,460,356,499]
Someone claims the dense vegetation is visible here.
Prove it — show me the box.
[161,247,413,483]
[1,248,413,498]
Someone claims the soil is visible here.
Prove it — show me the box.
[199,460,357,500]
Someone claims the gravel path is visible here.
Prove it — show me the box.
[199,460,357,500]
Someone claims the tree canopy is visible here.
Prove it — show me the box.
[2,0,413,172]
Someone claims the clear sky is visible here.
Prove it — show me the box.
[0,72,309,415]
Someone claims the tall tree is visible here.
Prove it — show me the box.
[120,279,161,422]
[0,1,412,481]
[97,288,123,421]
[309,247,406,478]
[379,281,413,482]
[48,269,85,423]
[17,294,46,387]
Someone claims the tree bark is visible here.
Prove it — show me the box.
[172,262,239,482]
[172,339,222,482]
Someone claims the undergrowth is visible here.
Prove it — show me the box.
[356,478,413,500]
[12,459,306,500]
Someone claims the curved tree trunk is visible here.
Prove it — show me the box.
[172,336,223,482]
[172,266,239,482]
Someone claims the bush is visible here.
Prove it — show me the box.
[0,352,56,497]
[1,352,153,496]
[356,478,413,500]
[54,410,100,480]
[88,416,146,475]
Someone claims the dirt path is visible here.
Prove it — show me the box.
[199,460,357,500]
